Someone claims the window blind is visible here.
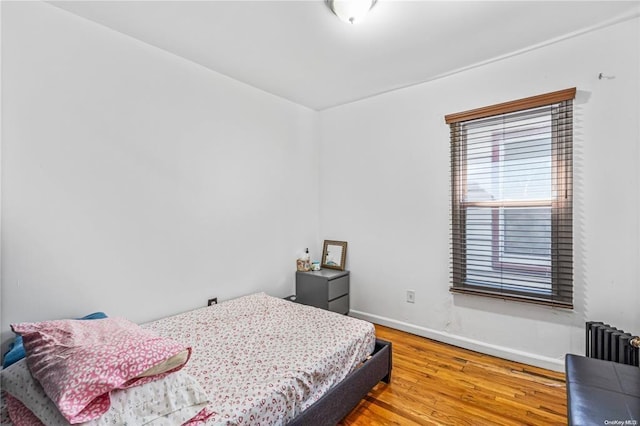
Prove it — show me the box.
[446,88,575,308]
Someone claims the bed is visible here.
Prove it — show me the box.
[1,292,392,425]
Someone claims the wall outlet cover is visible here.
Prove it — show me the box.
[406,290,415,303]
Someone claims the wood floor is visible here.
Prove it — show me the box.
[340,325,567,426]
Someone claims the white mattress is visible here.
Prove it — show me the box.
[143,292,376,425]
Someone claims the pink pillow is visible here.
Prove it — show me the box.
[5,393,43,426]
[11,317,191,424]
[5,393,213,426]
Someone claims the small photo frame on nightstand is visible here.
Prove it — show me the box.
[321,240,347,271]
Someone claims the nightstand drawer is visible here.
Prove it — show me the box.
[328,275,349,300]
[328,294,349,315]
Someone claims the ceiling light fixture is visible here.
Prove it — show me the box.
[326,0,377,25]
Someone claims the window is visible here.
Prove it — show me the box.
[446,88,575,308]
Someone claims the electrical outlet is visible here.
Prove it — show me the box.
[207,297,218,306]
[406,290,415,303]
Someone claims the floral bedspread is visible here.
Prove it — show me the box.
[0,293,375,425]
[143,292,376,425]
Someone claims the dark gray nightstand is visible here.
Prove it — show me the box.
[295,269,350,314]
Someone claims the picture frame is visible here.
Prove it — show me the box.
[321,240,348,271]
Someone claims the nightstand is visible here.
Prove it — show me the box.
[295,269,349,314]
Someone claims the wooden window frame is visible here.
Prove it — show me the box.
[447,88,575,308]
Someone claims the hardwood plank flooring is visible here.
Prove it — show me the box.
[340,325,566,426]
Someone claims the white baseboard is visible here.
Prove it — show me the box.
[349,309,565,372]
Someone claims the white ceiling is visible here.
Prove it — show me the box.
[50,1,640,111]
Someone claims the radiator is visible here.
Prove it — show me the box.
[585,321,640,367]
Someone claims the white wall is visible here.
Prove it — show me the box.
[319,17,640,370]
[2,1,638,372]
[1,1,320,345]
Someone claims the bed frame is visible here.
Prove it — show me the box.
[288,338,392,425]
